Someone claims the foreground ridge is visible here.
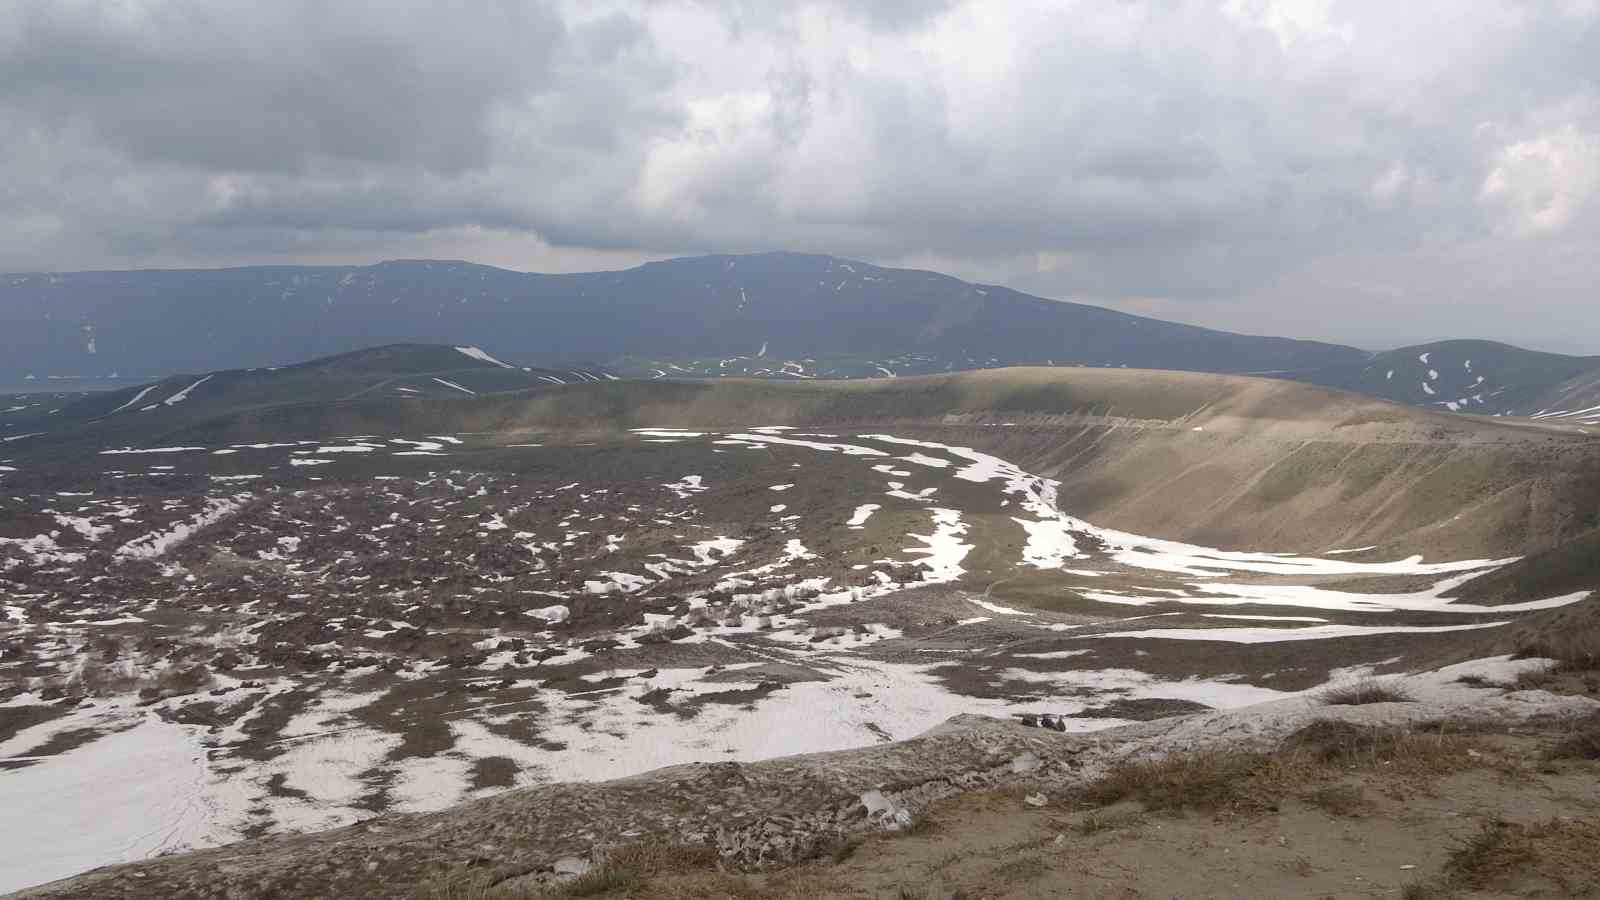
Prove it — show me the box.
[14,659,1596,900]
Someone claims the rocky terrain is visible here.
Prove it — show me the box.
[3,356,1599,896]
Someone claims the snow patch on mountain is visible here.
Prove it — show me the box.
[455,346,513,368]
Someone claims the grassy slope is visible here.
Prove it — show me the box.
[21,367,1600,559]
[143,366,1545,440]
[1451,530,1600,604]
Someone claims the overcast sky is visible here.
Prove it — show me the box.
[2,1,1597,352]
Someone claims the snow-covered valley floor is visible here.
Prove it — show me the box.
[1,427,1591,892]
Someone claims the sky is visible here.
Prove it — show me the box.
[1,0,1597,353]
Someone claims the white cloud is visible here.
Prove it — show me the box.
[0,0,1598,350]
[1480,125,1600,235]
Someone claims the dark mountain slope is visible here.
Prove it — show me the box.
[10,255,1600,419]
[1521,368,1600,426]
[0,344,608,448]
[1288,339,1600,417]
[1,253,1362,381]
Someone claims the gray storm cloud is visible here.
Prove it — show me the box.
[0,0,1597,351]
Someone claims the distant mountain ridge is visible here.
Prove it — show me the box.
[3,252,1597,419]
[0,252,1358,377]
[0,343,613,451]
[1286,339,1600,420]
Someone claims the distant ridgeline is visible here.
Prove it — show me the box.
[2,253,1596,418]
[0,344,614,451]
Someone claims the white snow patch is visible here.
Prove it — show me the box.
[0,715,217,894]
[903,508,971,582]
[163,375,212,406]
[432,377,476,396]
[968,597,1029,616]
[1086,582,1586,616]
[1088,621,1508,643]
[847,504,880,528]
[528,605,570,624]
[665,475,705,498]
[106,385,160,415]
[584,572,652,594]
[1014,650,1094,660]
[632,429,707,438]
[1015,517,1081,569]
[1202,614,1330,623]
[455,346,514,368]
[115,496,248,559]
[722,433,887,457]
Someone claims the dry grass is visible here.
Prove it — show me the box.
[1399,880,1452,900]
[1397,816,1600,899]
[1442,817,1600,894]
[1444,818,1538,889]
[1072,810,1139,836]
[1320,678,1415,706]
[1304,783,1367,817]
[599,843,723,877]
[989,855,1049,884]
[1076,720,1490,821]
[536,844,725,899]
[1275,720,1478,778]
[417,869,498,900]
[1547,711,1600,760]
[896,813,941,838]
[547,864,642,898]
[1515,628,1600,676]
[1074,813,1113,836]
[1081,750,1271,813]
[1507,642,1600,697]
